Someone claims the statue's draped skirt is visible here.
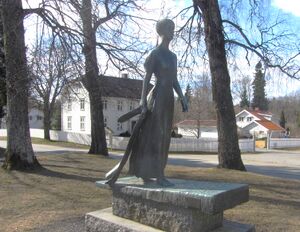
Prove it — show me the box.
[129,47,176,178]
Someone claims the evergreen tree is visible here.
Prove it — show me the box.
[279,110,286,129]
[184,84,192,104]
[240,87,250,108]
[252,61,268,111]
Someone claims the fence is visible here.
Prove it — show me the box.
[0,129,255,153]
[111,137,255,153]
[0,129,92,146]
[269,138,300,149]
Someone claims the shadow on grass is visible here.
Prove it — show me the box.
[167,156,216,168]
[167,155,300,181]
[250,195,300,209]
[245,164,300,181]
[31,166,102,183]
[43,163,106,174]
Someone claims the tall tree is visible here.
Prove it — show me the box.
[2,0,39,169]
[240,88,250,108]
[268,93,300,137]
[32,0,147,155]
[29,37,77,140]
[252,61,268,111]
[80,0,107,155]
[232,75,252,108]
[192,0,246,170]
[279,110,286,129]
[189,75,214,138]
[184,83,192,104]
[0,1,6,125]
[177,0,299,170]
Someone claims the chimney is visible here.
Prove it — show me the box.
[121,73,128,78]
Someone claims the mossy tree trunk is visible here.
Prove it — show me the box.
[2,0,40,170]
[194,0,246,171]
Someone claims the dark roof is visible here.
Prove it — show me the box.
[99,75,150,99]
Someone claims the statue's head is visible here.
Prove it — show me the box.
[156,19,175,41]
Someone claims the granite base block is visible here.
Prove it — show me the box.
[85,208,162,232]
[96,177,249,214]
[85,208,255,232]
[113,192,223,232]
[92,177,253,232]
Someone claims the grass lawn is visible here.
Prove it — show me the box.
[0,150,299,231]
[0,136,90,150]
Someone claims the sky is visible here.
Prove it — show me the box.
[272,0,300,17]
[23,0,300,98]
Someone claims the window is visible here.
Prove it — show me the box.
[117,100,123,111]
[103,99,107,110]
[80,99,85,111]
[104,117,107,127]
[67,98,72,111]
[239,117,244,122]
[29,116,32,121]
[67,116,72,130]
[247,117,253,122]
[36,115,43,120]
[80,116,85,131]
[129,101,134,111]
[117,122,123,131]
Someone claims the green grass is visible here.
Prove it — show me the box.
[0,149,299,232]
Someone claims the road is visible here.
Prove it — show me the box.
[0,141,299,180]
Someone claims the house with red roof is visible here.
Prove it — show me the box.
[175,109,284,139]
[236,109,284,138]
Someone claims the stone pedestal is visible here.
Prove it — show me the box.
[86,177,255,232]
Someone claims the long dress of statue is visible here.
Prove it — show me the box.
[128,19,188,186]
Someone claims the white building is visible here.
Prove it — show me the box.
[175,109,284,139]
[236,109,284,138]
[61,75,145,136]
[175,120,218,138]
[0,107,44,129]
[28,108,44,129]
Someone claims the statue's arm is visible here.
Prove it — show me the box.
[140,72,152,113]
[173,76,188,112]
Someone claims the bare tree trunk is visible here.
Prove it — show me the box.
[2,0,40,169]
[195,0,246,170]
[81,0,108,156]
[197,120,200,139]
[43,102,51,140]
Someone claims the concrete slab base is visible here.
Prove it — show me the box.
[85,208,255,232]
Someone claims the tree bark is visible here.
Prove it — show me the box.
[81,0,108,155]
[195,0,246,170]
[43,102,51,140]
[2,0,40,169]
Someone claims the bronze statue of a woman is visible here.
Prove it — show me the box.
[106,19,188,187]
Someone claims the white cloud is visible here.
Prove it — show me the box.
[272,0,300,17]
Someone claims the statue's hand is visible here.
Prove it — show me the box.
[181,97,188,112]
[140,104,148,119]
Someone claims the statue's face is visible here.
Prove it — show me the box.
[157,19,175,41]
[162,24,174,40]
[163,24,175,41]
